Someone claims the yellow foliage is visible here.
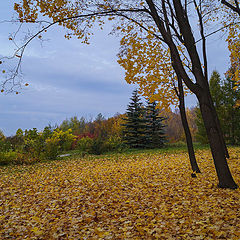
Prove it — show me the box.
[226,26,240,87]
[117,28,191,110]
[0,147,240,239]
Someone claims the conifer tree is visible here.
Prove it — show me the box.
[122,90,147,148]
[145,100,166,148]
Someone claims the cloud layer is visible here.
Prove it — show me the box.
[0,2,231,136]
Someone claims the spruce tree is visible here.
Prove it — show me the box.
[145,100,166,148]
[122,90,147,148]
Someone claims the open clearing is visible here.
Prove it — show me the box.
[0,148,240,239]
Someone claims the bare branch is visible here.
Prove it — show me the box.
[195,21,240,44]
[115,12,165,42]
[1,7,150,90]
[193,0,208,80]
[221,0,240,16]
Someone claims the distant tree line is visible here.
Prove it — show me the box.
[0,71,239,166]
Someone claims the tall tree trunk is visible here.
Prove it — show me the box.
[146,0,237,189]
[211,104,230,158]
[177,78,201,173]
[198,91,238,189]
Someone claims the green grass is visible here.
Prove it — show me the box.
[63,142,210,160]
[0,142,210,171]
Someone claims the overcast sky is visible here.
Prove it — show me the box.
[0,1,231,136]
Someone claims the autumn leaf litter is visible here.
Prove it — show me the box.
[0,148,240,239]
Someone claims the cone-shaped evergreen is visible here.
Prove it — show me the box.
[122,90,147,148]
[145,100,166,148]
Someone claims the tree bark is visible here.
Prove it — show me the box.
[146,0,237,188]
[211,102,230,158]
[171,0,236,188]
[198,91,238,189]
[178,78,201,173]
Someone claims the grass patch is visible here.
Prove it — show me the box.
[64,142,210,160]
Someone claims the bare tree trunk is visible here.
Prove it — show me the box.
[198,92,238,189]
[211,104,230,158]
[178,78,201,173]
[146,0,237,189]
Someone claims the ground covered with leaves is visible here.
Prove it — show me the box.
[0,147,240,239]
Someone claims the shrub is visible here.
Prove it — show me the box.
[24,138,44,158]
[72,133,94,149]
[18,128,76,161]
[14,152,39,165]
[22,128,44,159]
[5,135,24,151]
[0,151,34,166]
[76,136,94,153]
[42,129,76,160]
[0,151,18,165]
[89,138,105,155]
[52,129,76,151]
[76,136,126,155]
[0,128,77,164]
[0,139,12,152]
[104,136,125,152]
[42,126,54,140]
[44,136,60,160]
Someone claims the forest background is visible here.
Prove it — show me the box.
[1,66,239,166]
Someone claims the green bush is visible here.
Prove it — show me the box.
[56,129,76,151]
[20,128,75,161]
[42,129,76,159]
[0,151,18,165]
[22,128,44,159]
[0,151,35,165]
[5,135,24,151]
[89,138,105,155]
[0,140,11,152]
[76,136,126,155]
[14,152,40,165]
[76,137,107,155]
[104,136,126,152]
[76,137,94,153]
[24,137,44,158]
[44,136,60,160]
[0,128,77,165]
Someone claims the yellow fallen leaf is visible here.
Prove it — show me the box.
[94,228,109,237]
[32,216,41,223]
[32,227,43,236]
